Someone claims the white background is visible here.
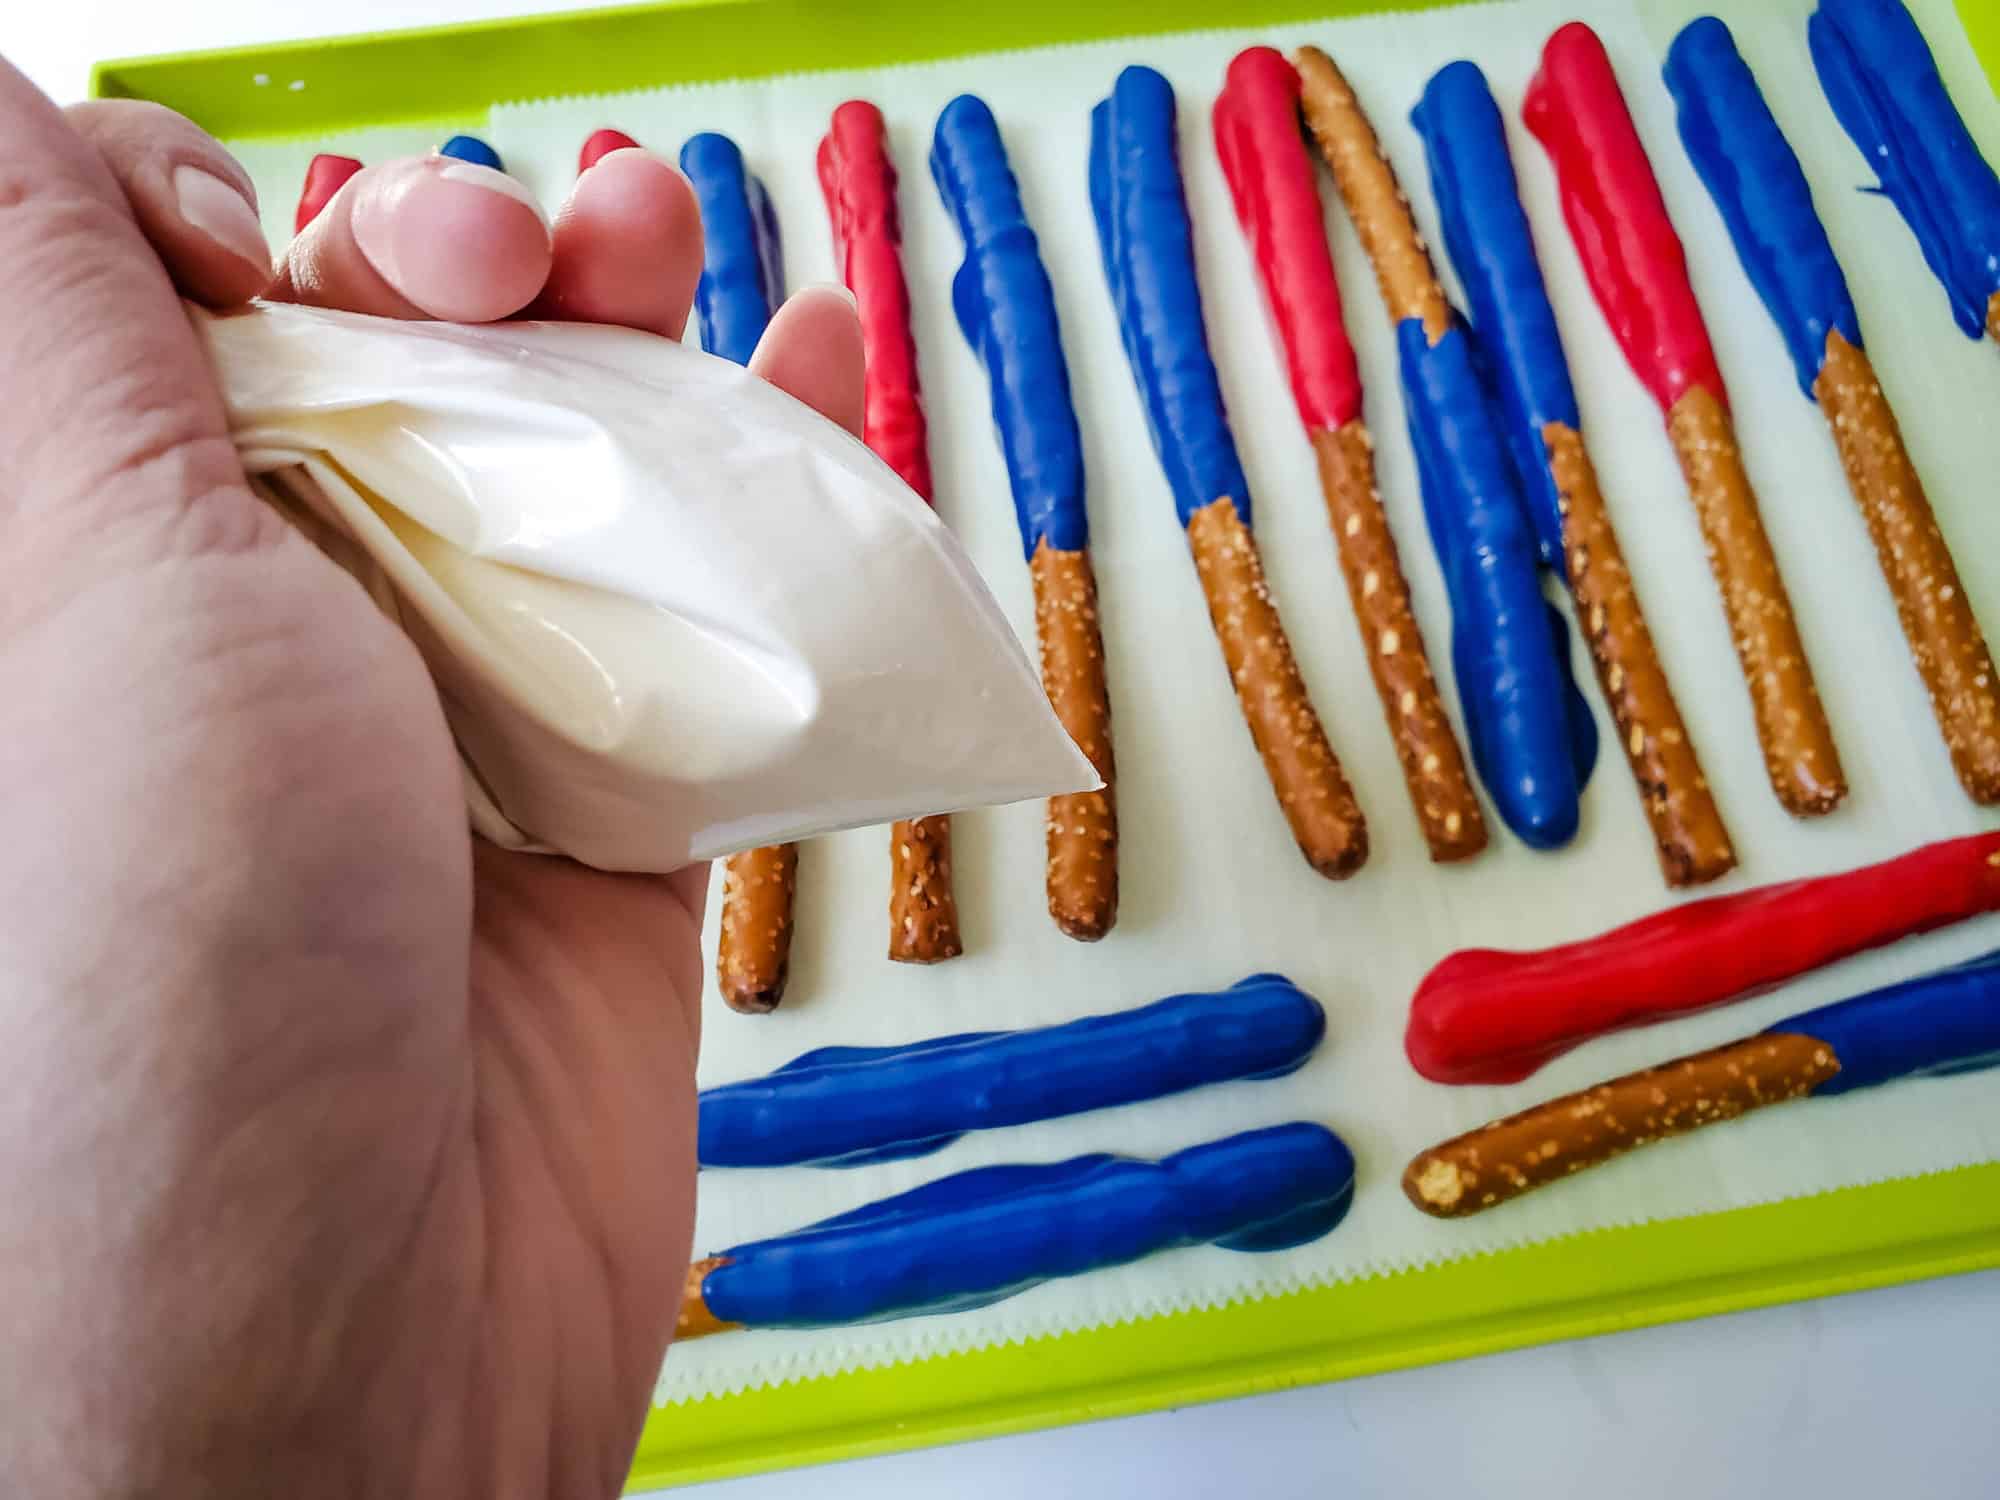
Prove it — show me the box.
[10,4,1999,1496]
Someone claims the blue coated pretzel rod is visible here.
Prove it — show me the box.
[681,132,785,367]
[931,96,1118,939]
[677,131,802,1012]
[1410,61,1733,883]
[1666,18,2000,804]
[1294,46,1595,851]
[438,134,503,170]
[1088,65,1367,879]
[1408,946,2000,1217]
[1809,0,2000,345]
[679,1122,1357,1336]
[699,974,1326,1168]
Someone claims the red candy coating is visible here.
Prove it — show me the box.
[1213,47,1363,433]
[818,100,932,502]
[1407,831,2000,1084]
[1523,21,1726,415]
[579,128,641,175]
[295,153,362,233]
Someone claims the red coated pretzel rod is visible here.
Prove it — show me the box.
[295,154,362,232]
[1524,23,1845,818]
[1406,829,2000,1084]
[819,100,961,963]
[1214,48,1486,864]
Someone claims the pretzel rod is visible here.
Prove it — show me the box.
[1664,388,1845,814]
[1406,1033,1838,1217]
[682,132,785,367]
[1406,830,2000,1085]
[1215,47,1485,863]
[1089,66,1367,877]
[1814,333,2000,800]
[1187,498,1369,876]
[1809,0,2000,347]
[1525,22,1845,818]
[294,153,361,232]
[1295,45,1593,851]
[1309,427,1485,859]
[1031,545,1118,935]
[678,1123,1355,1335]
[932,95,1117,938]
[1413,60,1733,885]
[1664,19,2000,805]
[715,845,796,1014]
[820,100,961,961]
[1542,422,1735,881]
[1408,946,2000,1217]
[676,132,804,1009]
[437,134,502,170]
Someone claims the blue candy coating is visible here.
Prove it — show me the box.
[680,132,784,368]
[438,134,503,170]
[1398,320,1594,849]
[1411,61,1579,571]
[698,974,1326,1169]
[1088,66,1254,530]
[932,94,1089,557]
[700,1122,1356,1330]
[1778,946,2000,1096]
[1810,0,2000,339]
[1666,17,1863,397]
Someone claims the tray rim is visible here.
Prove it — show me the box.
[88,0,2000,1492]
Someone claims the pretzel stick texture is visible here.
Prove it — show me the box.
[1032,544,1118,935]
[821,99,962,960]
[1664,16,1998,806]
[1215,47,1485,862]
[1296,44,1593,852]
[1090,65,1367,877]
[1525,21,1845,818]
[682,132,805,1009]
[1410,59,1733,884]
[1404,1032,1838,1217]
[932,96,1118,938]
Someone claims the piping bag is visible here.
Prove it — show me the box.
[194,301,1099,873]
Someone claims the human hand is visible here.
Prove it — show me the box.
[0,60,862,1500]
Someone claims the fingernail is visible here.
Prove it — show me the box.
[582,143,672,175]
[806,280,858,311]
[173,165,271,274]
[351,159,552,320]
[435,160,548,219]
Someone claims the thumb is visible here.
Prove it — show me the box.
[0,60,271,586]
[63,98,272,308]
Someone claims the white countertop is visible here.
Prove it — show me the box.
[12,4,1998,1495]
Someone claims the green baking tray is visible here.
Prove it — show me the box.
[92,2,2000,1491]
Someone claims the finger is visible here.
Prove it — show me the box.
[62,99,271,308]
[745,285,866,436]
[524,147,702,338]
[270,154,551,322]
[0,59,264,557]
